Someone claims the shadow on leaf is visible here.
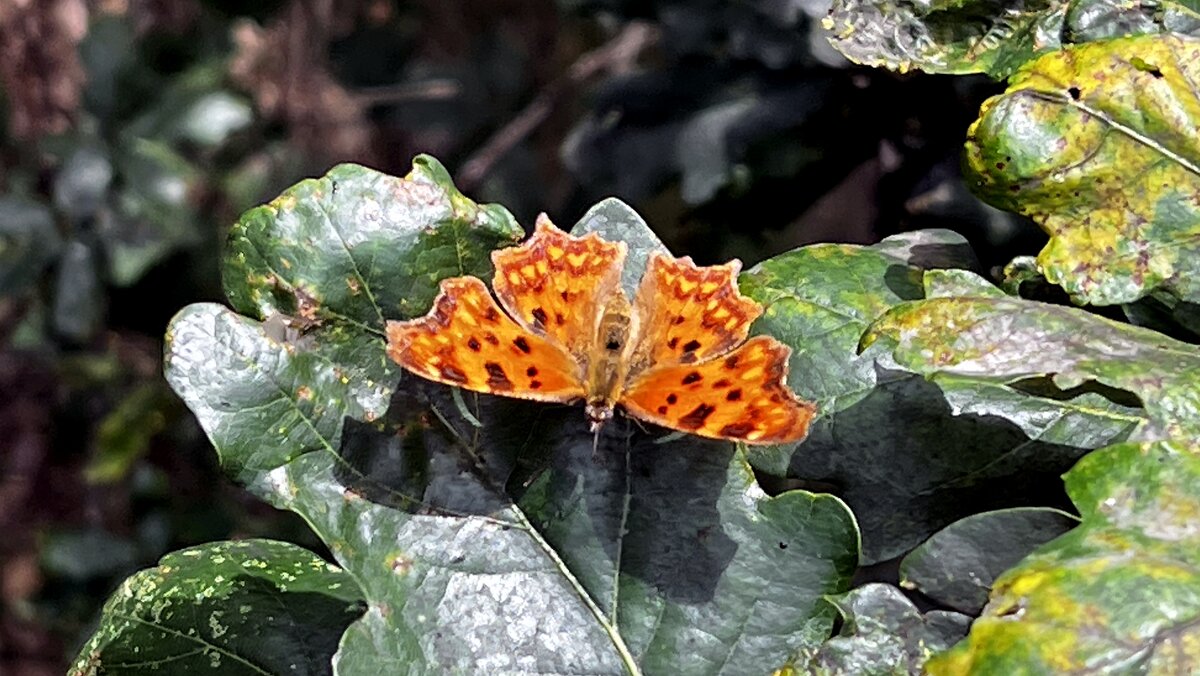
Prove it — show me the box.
[334,375,738,604]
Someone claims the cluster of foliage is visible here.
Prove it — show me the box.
[7,2,885,669]
[5,0,1198,674]
[72,2,1200,672]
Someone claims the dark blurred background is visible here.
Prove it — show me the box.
[0,1,1041,672]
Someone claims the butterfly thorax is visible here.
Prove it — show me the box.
[584,293,636,431]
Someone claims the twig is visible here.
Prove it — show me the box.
[352,79,462,107]
[456,21,657,192]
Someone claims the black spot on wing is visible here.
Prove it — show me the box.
[719,422,754,438]
[440,364,467,384]
[484,362,513,389]
[679,403,717,429]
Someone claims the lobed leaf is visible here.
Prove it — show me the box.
[928,440,1200,673]
[964,34,1200,305]
[223,155,522,328]
[786,583,971,675]
[900,507,1079,614]
[865,294,1200,438]
[166,183,862,673]
[824,0,1200,79]
[741,231,1141,562]
[68,539,364,676]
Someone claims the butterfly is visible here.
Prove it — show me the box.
[385,215,815,444]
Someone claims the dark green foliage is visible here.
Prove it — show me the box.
[7,3,1200,674]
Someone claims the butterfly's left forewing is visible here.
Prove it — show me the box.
[491,214,626,361]
[386,277,586,402]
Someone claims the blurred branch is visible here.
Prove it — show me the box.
[456,21,658,193]
[351,79,462,107]
[0,0,88,140]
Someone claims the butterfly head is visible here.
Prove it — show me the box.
[585,398,614,434]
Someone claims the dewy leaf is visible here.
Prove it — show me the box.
[166,176,861,673]
[824,0,1069,78]
[786,583,971,676]
[571,197,670,297]
[964,34,1200,305]
[740,231,1142,562]
[899,507,1079,614]
[824,0,1200,79]
[181,156,524,448]
[68,539,364,676]
[865,295,1200,438]
[300,390,859,675]
[224,155,522,328]
[165,303,371,483]
[1067,0,1200,42]
[923,268,1008,300]
[927,440,1200,674]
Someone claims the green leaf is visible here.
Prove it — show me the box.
[865,294,1200,438]
[166,172,861,673]
[740,232,1141,562]
[223,155,522,327]
[86,382,180,484]
[121,64,252,149]
[301,395,859,675]
[824,0,1068,78]
[899,507,1079,614]
[172,156,526,479]
[42,529,139,582]
[68,539,364,676]
[823,0,1200,79]
[53,240,104,342]
[927,440,1200,673]
[964,34,1200,305]
[0,196,61,294]
[923,268,1008,300]
[788,583,971,675]
[104,139,203,286]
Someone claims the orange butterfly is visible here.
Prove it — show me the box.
[385,215,815,444]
